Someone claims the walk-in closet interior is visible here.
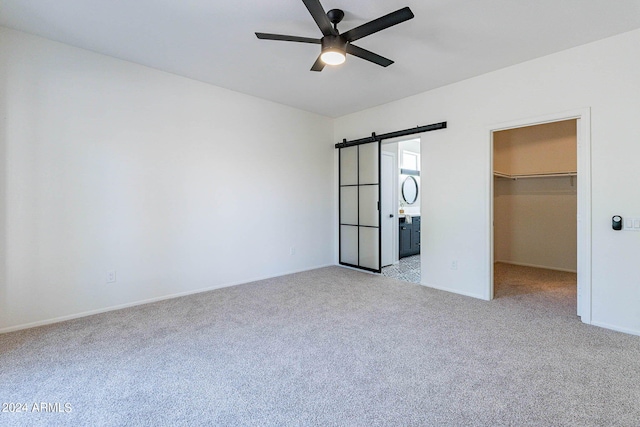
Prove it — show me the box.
[493,120,577,299]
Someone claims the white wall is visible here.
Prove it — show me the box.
[0,27,335,332]
[494,177,577,272]
[334,29,640,335]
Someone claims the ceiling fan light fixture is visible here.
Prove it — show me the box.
[320,35,347,66]
[321,48,346,65]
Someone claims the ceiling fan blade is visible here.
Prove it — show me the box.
[342,7,414,42]
[302,0,338,36]
[255,33,321,44]
[346,44,394,67]
[311,55,325,72]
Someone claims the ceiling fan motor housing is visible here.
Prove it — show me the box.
[321,35,347,52]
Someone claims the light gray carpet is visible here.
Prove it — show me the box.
[494,261,578,300]
[1,265,639,426]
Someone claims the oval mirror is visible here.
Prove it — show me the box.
[402,176,418,204]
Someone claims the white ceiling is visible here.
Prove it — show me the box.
[2,0,640,118]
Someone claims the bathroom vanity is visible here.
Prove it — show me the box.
[399,215,420,258]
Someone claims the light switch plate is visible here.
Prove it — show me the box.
[623,217,640,231]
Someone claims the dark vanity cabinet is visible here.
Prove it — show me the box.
[399,216,420,258]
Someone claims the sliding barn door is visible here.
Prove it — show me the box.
[339,141,381,273]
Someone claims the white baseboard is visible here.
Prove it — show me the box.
[590,321,640,337]
[494,260,577,274]
[0,263,334,335]
[420,282,489,301]
[338,264,488,301]
[336,264,382,275]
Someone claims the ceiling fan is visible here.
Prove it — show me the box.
[255,0,414,71]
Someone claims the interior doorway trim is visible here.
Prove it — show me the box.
[487,108,592,324]
[381,150,399,268]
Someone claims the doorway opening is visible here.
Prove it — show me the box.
[381,138,421,284]
[493,119,577,305]
[489,109,592,323]
[336,122,445,275]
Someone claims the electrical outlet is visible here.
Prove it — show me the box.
[289,246,296,256]
[106,270,116,283]
[451,260,458,270]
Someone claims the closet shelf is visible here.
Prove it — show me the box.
[493,171,577,180]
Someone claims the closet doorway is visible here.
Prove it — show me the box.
[489,110,592,322]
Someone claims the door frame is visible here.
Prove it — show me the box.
[381,150,399,267]
[487,108,592,323]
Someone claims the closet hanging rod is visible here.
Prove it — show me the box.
[335,122,447,149]
[494,171,577,179]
